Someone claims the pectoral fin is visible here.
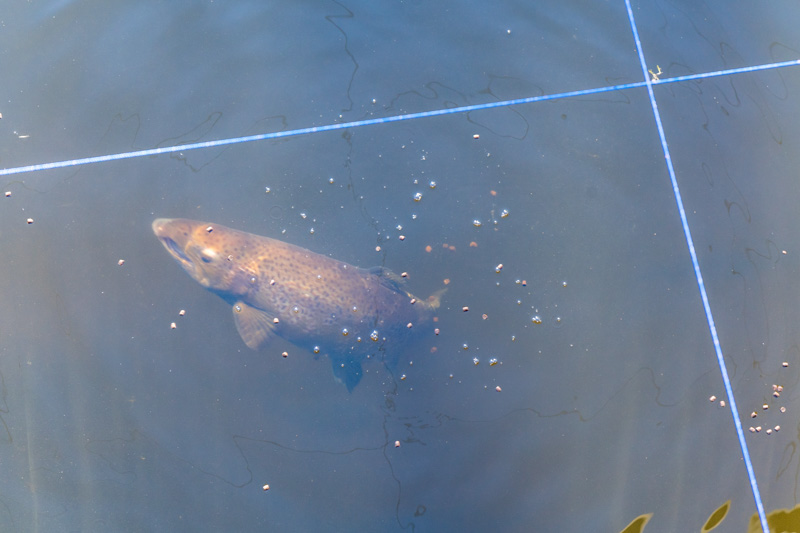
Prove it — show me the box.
[232,301,275,350]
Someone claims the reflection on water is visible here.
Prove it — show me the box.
[621,501,800,532]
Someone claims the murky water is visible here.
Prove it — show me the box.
[1,1,799,531]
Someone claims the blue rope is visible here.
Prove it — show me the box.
[0,60,797,177]
[624,1,770,532]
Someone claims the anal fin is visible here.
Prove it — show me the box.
[330,356,363,392]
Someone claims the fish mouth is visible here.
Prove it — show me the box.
[152,218,173,238]
[161,236,191,264]
[152,219,193,266]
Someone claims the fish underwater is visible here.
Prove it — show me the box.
[152,218,444,390]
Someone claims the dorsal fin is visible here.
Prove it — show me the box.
[367,266,408,293]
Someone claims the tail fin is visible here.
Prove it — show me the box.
[426,287,447,310]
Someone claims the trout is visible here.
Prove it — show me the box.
[152,218,443,390]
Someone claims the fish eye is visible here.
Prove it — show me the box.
[200,248,218,263]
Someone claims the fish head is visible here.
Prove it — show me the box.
[152,218,252,294]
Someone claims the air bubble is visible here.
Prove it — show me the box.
[413,192,423,202]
